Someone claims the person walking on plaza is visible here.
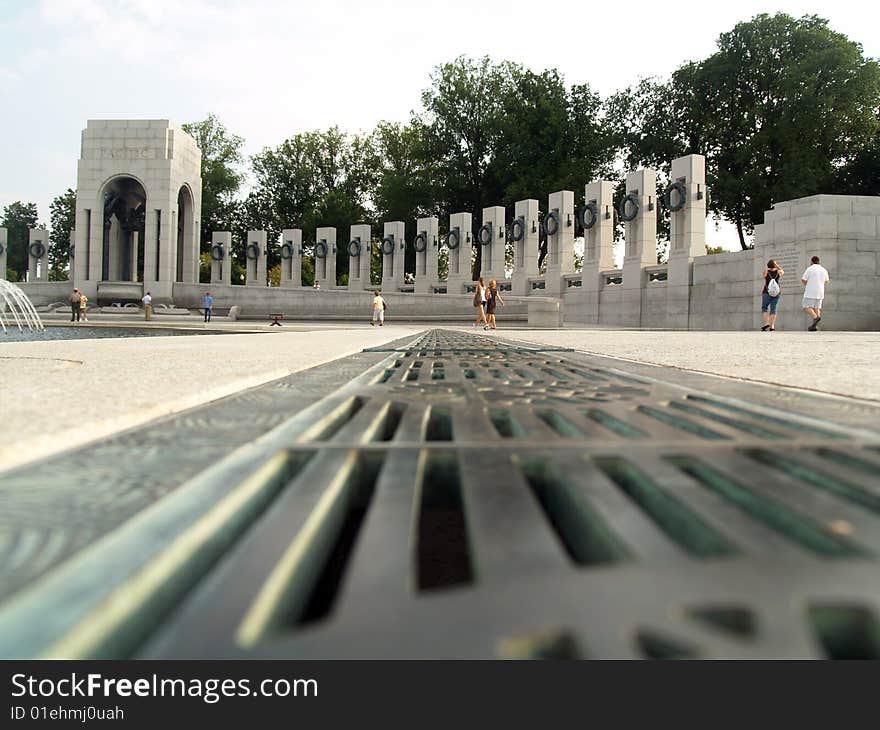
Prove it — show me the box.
[801,255,830,331]
[760,259,784,331]
[78,291,89,322]
[142,291,153,321]
[370,290,386,326]
[484,278,505,330]
[69,288,81,322]
[203,291,213,323]
[473,277,488,328]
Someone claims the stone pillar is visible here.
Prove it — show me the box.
[245,230,268,287]
[511,200,539,296]
[68,230,75,281]
[667,155,707,328]
[0,228,7,279]
[28,228,49,282]
[621,168,657,326]
[414,217,438,294]
[348,224,372,290]
[445,212,473,294]
[128,231,139,282]
[141,201,176,302]
[579,181,615,323]
[210,231,232,285]
[280,229,303,288]
[545,190,575,297]
[478,206,505,282]
[381,221,405,291]
[315,227,337,288]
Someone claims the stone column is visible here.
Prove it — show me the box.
[315,227,337,288]
[478,206,505,282]
[381,221,405,291]
[667,155,707,328]
[245,230,268,287]
[142,200,177,302]
[142,209,158,288]
[128,231,139,282]
[210,231,232,285]
[579,181,615,323]
[545,190,575,297]
[68,230,75,281]
[0,227,7,279]
[414,217,438,294]
[445,212,473,294]
[348,224,371,290]
[280,228,302,288]
[511,200,539,296]
[621,168,657,326]
[28,228,49,282]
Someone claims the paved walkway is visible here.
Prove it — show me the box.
[460,327,880,402]
[0,323,423,474]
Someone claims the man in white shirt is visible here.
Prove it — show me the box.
[801,255,830,331]
[142,291,153,321]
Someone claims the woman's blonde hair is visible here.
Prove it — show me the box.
[488,279,497,289]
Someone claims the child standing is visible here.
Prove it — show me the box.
[371,290,385,326]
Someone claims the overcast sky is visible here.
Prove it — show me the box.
[1,0,877,249]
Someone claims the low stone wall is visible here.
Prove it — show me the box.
[171,283,529,322]
[689,250,756,330]
[15,282,73,306]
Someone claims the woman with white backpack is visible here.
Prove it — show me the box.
[760,258,784,331]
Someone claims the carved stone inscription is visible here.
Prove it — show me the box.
[767,247,802,291]
[99,148,156,160]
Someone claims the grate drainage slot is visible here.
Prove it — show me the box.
[489,409,528,438]
[669,401,785,440]
[585,409,647,439]
[684,395,840,438]
[298,397,366,442]
[637,405,729,440]
[425,406,453,441]
[535,410,584,438]
[636,630,698,659]
[686,605,756,638]
[294,452,385,627]
[745,449,880,515]
[807,604,880,659]
[496,628,583,659]
[667,456,863,558]
[416,451,474,591]
[594,457,736,558]
[815,448,880,477]
[516,457,629,566]
[374,402,406,442]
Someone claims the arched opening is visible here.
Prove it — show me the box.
[176,185,194,283]
[101,176,146,282]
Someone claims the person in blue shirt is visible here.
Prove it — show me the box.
[203,292,213,323]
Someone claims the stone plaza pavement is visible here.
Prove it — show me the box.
[0,322,425,474]
[2,321,877,475]
[464,327,880,402]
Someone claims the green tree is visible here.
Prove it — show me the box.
[182,114,245,249]
[49,188,76,280]
[243,127,378,283]
[1,201,39,280]
[676,14,880,247]
[419,56,507,277]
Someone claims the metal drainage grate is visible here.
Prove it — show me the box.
[2,329,879,660]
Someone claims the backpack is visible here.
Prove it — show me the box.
[768,278,780,297]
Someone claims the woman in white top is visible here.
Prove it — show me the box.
[473,277,488,328]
